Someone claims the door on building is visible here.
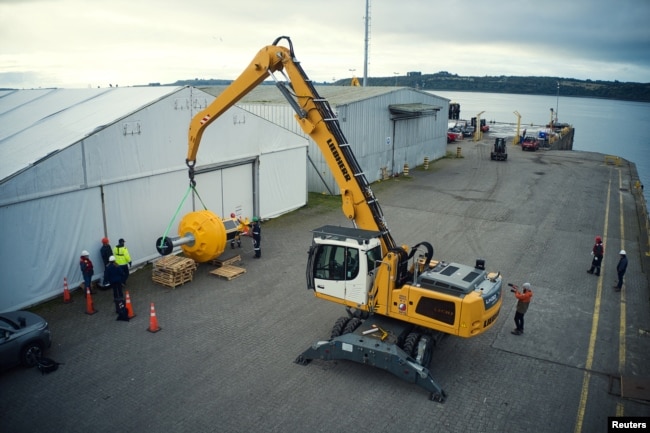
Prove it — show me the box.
[195,162,255,220]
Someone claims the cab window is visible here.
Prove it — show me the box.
[313,244,359,281]
[367,245,382,272]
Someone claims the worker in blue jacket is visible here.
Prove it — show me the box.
[105,256,124,313]
[614,250,628,292]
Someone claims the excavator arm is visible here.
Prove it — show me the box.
[186,36,397,253]
[186,39,287,184]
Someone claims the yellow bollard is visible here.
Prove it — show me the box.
[403,163,410,176]
[423,157,429,170]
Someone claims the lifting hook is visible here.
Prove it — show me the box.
[186,159,196,187]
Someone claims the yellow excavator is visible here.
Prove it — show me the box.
[156,36,502,401]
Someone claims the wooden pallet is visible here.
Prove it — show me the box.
[210,254,241,267]
[152,270,194,288]
[152,255,197,288]
[154,255,197,272]
[210,265,246,280]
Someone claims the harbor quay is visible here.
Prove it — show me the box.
[1,137,648,433]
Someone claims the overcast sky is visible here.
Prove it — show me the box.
[1,0,649,89]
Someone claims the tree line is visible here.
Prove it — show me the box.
[172,73,650,102]
[333,72,650,102]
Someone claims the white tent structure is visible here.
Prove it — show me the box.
[0,86,308,312]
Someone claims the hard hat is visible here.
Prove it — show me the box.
[253,216,259,222]
[81,250,90,256]
[619,250,626,255]
[230,213,236,218]
[109,255,116,262]
[522,282,531,290]
[102,237,109,244]
[595,236,602,243]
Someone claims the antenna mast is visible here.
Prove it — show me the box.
[363,0,371,87]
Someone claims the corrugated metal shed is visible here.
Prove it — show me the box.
[201,85,449,194]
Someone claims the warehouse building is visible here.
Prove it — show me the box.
[202,85,449,194]
[0,86,308,312]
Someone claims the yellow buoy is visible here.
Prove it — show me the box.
[178,210,227,262]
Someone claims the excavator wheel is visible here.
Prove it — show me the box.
[342,318,362,334]
[330,316,350,338]
[403,332,435,366]
[402,332,421,359]
[416,335,435,367]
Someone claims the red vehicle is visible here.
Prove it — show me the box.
[521,136,539,151]
[447,130,462,143]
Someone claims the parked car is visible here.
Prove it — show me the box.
[0,310,52,370]
[521,136,539,151]
[447,129,462,143]
[461,125,475,137]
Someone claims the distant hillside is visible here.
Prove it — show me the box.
[170,73,650,102]
[334,72,650,102]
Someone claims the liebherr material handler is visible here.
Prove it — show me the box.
[156,36,502,402]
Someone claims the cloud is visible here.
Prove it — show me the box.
[0,0,648,89]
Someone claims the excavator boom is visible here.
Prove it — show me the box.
[187,39,286,164]
[186,36,396,252]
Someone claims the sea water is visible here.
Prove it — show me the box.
[430,91,650,211]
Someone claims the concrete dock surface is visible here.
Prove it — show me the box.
[2,138,649,432]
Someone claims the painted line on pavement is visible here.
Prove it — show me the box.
[574,172,612,433]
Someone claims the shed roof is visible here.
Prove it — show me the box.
[200,85,444,106]
[0,86,183,183]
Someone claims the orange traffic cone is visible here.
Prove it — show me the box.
[85,287,98,315]
[147,303,161,333]
[125,291,135,319]
[62,277,73,304]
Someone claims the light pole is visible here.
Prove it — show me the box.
[363,0,369,87]
[513,111,522,145]
[394,72,399,87]
[474,111,485,142]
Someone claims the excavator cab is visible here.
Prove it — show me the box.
[307,226,382,308]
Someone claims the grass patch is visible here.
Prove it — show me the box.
[306,192,341,210]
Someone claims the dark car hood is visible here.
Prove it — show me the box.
[0,311,47,331]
